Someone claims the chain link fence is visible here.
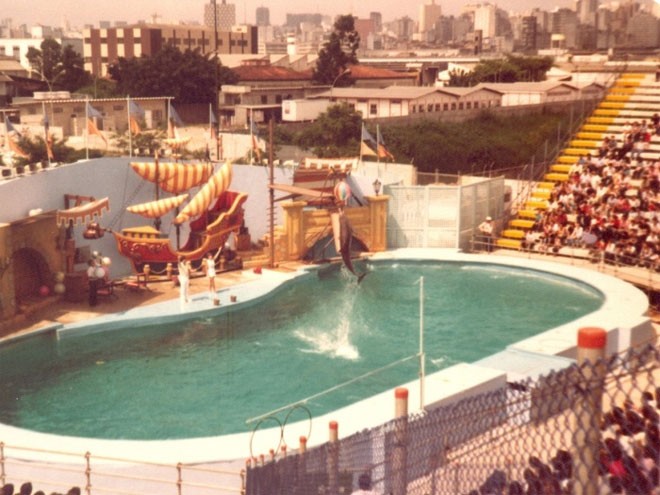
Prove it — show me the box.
[245,343,659,495]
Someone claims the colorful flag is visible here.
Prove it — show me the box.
[168,102,184,139]
[4,116,21,137]
[4,116,28,157]
[360,123,377,157]
[377,126,395,161]
[7,136,29,158]
[360,140,377,157]
[250,119,262,162]
[208,104,217,141]
[129,100,144,135]
[86,102,103,119]
[87,117,108,147]
[361,123,377,147]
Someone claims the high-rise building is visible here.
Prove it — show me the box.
[550,8,578,49]
[521,16,537,50]
[204,1,236,31]
[256,6,270,27]
[418,0,442,34]
[626,11,659,47]
[473,3,497,38]
[577,0,598,26]
[370,12,383,33]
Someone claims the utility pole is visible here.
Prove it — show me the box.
[212,0,220,160]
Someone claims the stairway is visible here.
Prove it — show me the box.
[496,71,660,250]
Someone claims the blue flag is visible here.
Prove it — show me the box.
[361,123,376,146]
[4,116,21,137]
[86,102,103,119]
[168,102,184,127]
[129,99,145,117]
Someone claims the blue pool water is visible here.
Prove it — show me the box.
[0,260,603,440]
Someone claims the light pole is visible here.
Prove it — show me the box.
[330,68,351,100]
[212,0,220,160]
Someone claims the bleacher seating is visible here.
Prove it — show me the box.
[496,72,660,267]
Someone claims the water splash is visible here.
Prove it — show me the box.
[295,317,359,360]
[292,277,360,360]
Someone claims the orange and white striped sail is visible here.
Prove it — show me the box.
[130,161,176,184]
[174,160,232,225]
[127,194,189,219]
[130,162,212,194]
[160,162,213,194]
[163,136,191,149]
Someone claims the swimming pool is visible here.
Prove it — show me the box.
[0,250,651,463]
[0,258,604,440]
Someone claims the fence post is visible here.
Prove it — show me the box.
[392,387,409,495]
[574,327,606,495]
[328,421,339,495]
[85,451,92,495]
[297,436,307,495]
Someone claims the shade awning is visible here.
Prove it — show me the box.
[56,197,110,227]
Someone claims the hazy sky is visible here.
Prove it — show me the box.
[5,0,578,30]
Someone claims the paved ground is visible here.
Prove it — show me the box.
[0,262,293,341]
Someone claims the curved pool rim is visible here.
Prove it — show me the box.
[0,249,651,465]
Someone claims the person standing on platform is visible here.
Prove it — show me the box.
[478,216,495,252]
[178,256,191,310]
[86,259,101,306]
[205,252,217,301]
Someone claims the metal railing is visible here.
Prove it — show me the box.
[245,343,660,495]
[0,444,246,495]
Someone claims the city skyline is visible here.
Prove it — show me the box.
[5,0,580,31]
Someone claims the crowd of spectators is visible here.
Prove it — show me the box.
[519,118,660,269]
[465,388,659,495]
[599,389,660,494]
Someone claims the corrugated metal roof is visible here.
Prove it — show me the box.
[474,81,579,93]
[312,86,441,100]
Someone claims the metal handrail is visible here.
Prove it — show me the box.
[0,442,246,495]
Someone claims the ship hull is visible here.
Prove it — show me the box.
[113,190,248,274]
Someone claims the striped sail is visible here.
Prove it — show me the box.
[130,162,213,194]
[130,161,176,184]
[174,161,232,225]
[160,162,213,194]
[127,194,189,219]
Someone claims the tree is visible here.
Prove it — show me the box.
[312,15,360,86]
[446,55,555,87]
[58,44,91,90]
[108,45,238,103]
[293,103,363,157]
[26,38,90,92]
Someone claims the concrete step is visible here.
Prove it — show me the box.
[525,199,548,210]
[495,238,522,250]
[550,164,573,173]
[557,155,579,164]
[518,209,538,219]
[509,219,535,229]
[531,189,551,200]
[502,229,526,239]
[544,172,569,182]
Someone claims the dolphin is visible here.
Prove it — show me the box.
[337,212,367,283]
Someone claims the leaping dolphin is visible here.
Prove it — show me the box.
[332,211,367,283]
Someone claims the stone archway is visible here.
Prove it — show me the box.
[12,247,52,303]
